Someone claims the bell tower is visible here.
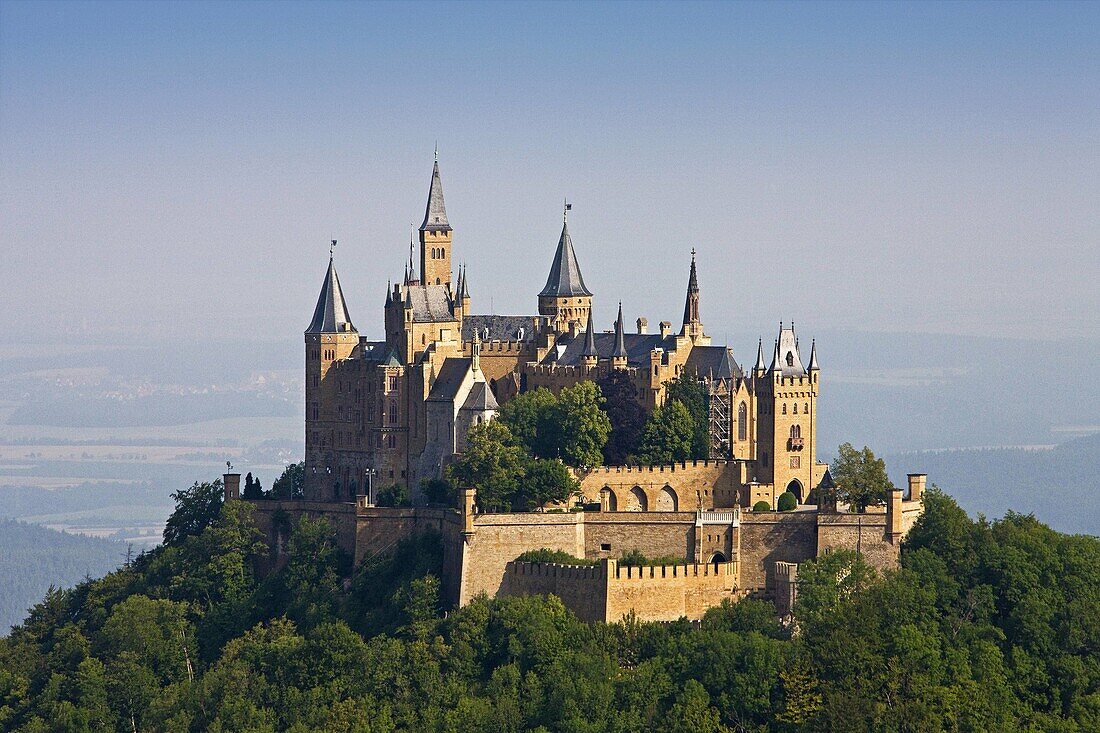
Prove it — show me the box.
[419,152,453,288]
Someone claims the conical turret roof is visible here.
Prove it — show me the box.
[611,302,627,359]
[582,310,598,358]
[755,339,766,371]
[420,160,451,232]
[306,258,355,334]
[539,218,592,297]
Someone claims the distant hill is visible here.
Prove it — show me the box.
[0,519,125,634]
[889,432,1100,535]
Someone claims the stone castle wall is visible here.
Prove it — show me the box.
[578,461,741,511]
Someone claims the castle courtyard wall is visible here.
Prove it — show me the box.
[737,512,818,592]
[578,461,741,511]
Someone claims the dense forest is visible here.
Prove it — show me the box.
[0,520,124,634]
[1,482,1097,732]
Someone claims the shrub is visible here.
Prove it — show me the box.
[777,492,797,512]
[753,500,772,513]
[618,549,684,567]
[515,548,596,566]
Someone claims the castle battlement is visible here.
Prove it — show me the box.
[585,459,733,474]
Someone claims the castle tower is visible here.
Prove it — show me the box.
[538,203,593,336]
[419,156,452,287]
[754,323,820,504]
[680,249,706,343]
[304,251,358,501]
[611,302,628,370]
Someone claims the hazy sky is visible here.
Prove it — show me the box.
[2,1,1097,352]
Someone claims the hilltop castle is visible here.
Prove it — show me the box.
[242,157,925,622]
[305,157,828,511]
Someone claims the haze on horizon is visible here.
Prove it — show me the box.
[1,1,1097,350]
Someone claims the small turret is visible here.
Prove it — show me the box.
[611,302,628,369]
[754,338,766,375]
[808,339,819,371]
[582,310,598,368]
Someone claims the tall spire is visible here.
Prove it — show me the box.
[385,279,392,306]
[459,263,470,299]
[539,204,592,297]
[455,265,463,298]
[768,338,780,373]
[419,159,451,232]
[755,338,766,372]
[682,248,701,327]
[582,310,598,359]
[808,339,819,370]
[305,255,355,334]
[612,302,627,360]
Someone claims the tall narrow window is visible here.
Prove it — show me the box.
[737,402,748,441]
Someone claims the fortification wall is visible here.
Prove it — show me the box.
[460,512,585,605]
[502,561,608,622]
[582,512,697,561]
[249,500,358,573]
[738,512,818,592]
[579,461,741,510]
[354,506,451,564]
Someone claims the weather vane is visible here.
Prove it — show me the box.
[564,199,571,222]
[330,239,337,258]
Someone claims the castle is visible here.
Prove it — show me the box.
[305,157,829,510]
[243,157,925,622]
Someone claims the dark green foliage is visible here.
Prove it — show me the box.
[618,549,684,566]
[375,482,410,507]
[162,479,223,545]
[832,442,896,512]
[777,491,797,512]
[753,500,772,512]
[597,369,647,464]
[498,382,611,468]
[520,458,580,510]
[420,477,452,506]
[269,460,305,499]
[3,477,1098,732]
[663,372,710,459]
[242,471,264,500]
[638,401,696,465]
[514,548,597,566]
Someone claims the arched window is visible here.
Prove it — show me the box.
[786,351,795,367]
[793,403,798,414]
[737,402,748,441]
[628,486,648,512]
[388,400,398,424]
[790,424,801,439]
[782,403,787,415]
[804,402,809,413]
[657,486,677,511]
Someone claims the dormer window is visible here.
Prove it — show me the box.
[786,351,794,367]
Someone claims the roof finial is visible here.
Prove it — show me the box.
[330,239,337,259]
[434,141,438,162]
[564,199,571,223]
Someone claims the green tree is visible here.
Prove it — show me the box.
[242,471,264,500]
[270,461,305,499]
[552,381,611,467]
[163,479,223,546]
[282,516,347,627]
[638,401,695,464]
[100,595,195,686]
[597,369,647,464]
[498,387,559,457]
[520,459,580,510]
[831,442,895,512]
[663,679,727,733]
[375,482,410,507]
[665,372,710,459]
[446,421,528,512]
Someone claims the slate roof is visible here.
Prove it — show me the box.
[539,221,592,297]
[358,341,402,366]
[406,285,458,323]
[462,314,539,342]
[461,381,499,411]
[685,346,742,381]
[547,332,676,367]
[420,161,451,232]
[305,258,355,334]
[428,358,471,401]
[772,325,807,377]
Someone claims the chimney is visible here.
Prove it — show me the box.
[659,321,671,338]
[223,472,241,502]
[907,474,927,502]
[636,317,648,334]
[887,487,904,543]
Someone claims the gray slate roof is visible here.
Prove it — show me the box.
[685,346,742,381]
[539,221,592,297]
[772,325,807,377]
[547,332,676,367]
[406,285,458,323]
[461,381,499,411]
[462,314,539,342]
[420,161,451,232]
[305,258,355,334]
[358,341,403,366]
[428,358,471,401]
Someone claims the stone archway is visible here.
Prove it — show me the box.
[627,486,648,512]
[786,479,803,504]
[709,551,726,571]
[656,485,678,512]
[602,486,617,512]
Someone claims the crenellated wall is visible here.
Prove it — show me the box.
[578,460,742,511]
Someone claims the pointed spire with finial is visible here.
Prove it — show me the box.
[582,310,598,359]
[682,248,701,328]
[808,339,819,370]
[385,279,392,306]
[540,200,591,297]
[768,338,781,373]
[459,263,470,299]
[420,152,451,232]
[306,243,355,334]
[755,338,766,372]
[612,302,628,360]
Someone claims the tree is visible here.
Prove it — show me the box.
[163,479,223,546]
[777,491,797,512]
[376,483,410,507]
[498,387,559,458]
[270,461,305,499]
[242,472,265,500]
[552,381,611,467]
[520,459,580,510]
[446,421,528,512]
[282,516,348,627]
[831,443,895,512]
[637,401,695,465]
[664,372,710,459]
[598,369,647,464]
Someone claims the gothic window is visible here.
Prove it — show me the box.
[790,424,801,439]
[737,402,748,441]
[782,403,787,415]
[804,402,809,413]
[793,403,798,414]
[388,401,398,424]
[389,375,398,391]
[388,434,396,449]
[790,456,801,469]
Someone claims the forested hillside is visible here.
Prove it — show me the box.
[0,520,124,634]
[1,484,1097,731]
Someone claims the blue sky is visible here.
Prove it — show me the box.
[1,1,1097,349]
